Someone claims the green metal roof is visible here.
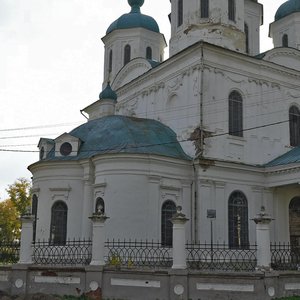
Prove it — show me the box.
[275,0,300,21]
[99,83,117,101]
[106,0,159,34]
[265,147,300,167]
[254,51,267,60]
[45,115,191,161]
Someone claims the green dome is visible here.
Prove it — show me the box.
[275,0,300,21]
[45,116,191,161]
[106,0,159,34]
[99,83,117,102]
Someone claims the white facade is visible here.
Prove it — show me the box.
[29,0,300,249]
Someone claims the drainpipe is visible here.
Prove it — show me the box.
[192,42,205,242]
[192,162,198,242]
[199,41,204,156]
[80,109,89,120]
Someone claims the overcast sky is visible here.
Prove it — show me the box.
[0,0,286,200]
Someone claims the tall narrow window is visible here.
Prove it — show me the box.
[289,197,300,254]
[50,201,68,245]
[146,47,152,60]
[282,34,289,47]
[178,0,183,27]
[229,91,243,137]
[228,191,249,249]
[289,106,300,146]
[95,197,105,214]
[245,23,249,54]
[201,0,209,18]
[161,201,177,247]
[108,49,113,73]
[228,0,236,22]
[124,44,131,65]
[32,194,38,242]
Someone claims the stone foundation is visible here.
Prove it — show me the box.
[1,265,300,300]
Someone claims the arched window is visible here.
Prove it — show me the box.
[95,197,105,214]
[201,0,209,18]
[228,0,236,22]
[124,44,131,65]
[108,49,113,73]
[229,90,243,137]
[50,201,68,245]
[282,34,289,47]
[228,191,249,249]
[32,194,38,242]
[178,0,183,27]
[146,47,152,60]
[161,201,177,247]
[245,23,249,54]
[289,106,300,146]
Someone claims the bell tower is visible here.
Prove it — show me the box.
[269,0,300,50]
[102,0,166,87]
[169,0,251,56]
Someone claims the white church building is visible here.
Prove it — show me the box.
[28,0,300,250]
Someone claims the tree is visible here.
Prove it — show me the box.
[0,199,20,241]
[6,178,31,216]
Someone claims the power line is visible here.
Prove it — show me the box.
[0,133,60,140]
[0,122,81,132]
[0,118,291,154]
[0,144,36,147]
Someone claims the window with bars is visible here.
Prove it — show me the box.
[282,34,289,47]
[228,191,249,249]
[95,197,105,214]
[228,0,236,22]
[50,201,68,246]
[124,44,131,65]
[289,197,300,250]
[200,0,209,18]
[289,106,300,146]
[32,194,38,242]
[161,200,177,247]
[146,47,152,60]
[229,90,243,137]
[178,0,183,27]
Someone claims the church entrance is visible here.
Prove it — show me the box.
[289,197,300,254]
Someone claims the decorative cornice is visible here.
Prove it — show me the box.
[148,175,161,184]
[31,187,40,194]
[265,165,300,175]
[93,182,107,188]
[264,48,300,61]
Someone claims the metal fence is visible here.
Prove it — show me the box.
[186,242,257,272]
[271,242,300,270]
[0,241,20,265]
[105,239,172,268]
[5,239,300,272]
[33,239,92,266]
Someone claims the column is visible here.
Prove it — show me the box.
[171,206,189,269]
[252,206,273,271]
[18,214,34,264]
[89,212,109,266]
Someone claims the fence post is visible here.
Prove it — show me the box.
[252,206,273,271]
[171,206,189,269]
[18,214,34,264]
[89,212,109,266]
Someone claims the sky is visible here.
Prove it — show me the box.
[0,0,286,200]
